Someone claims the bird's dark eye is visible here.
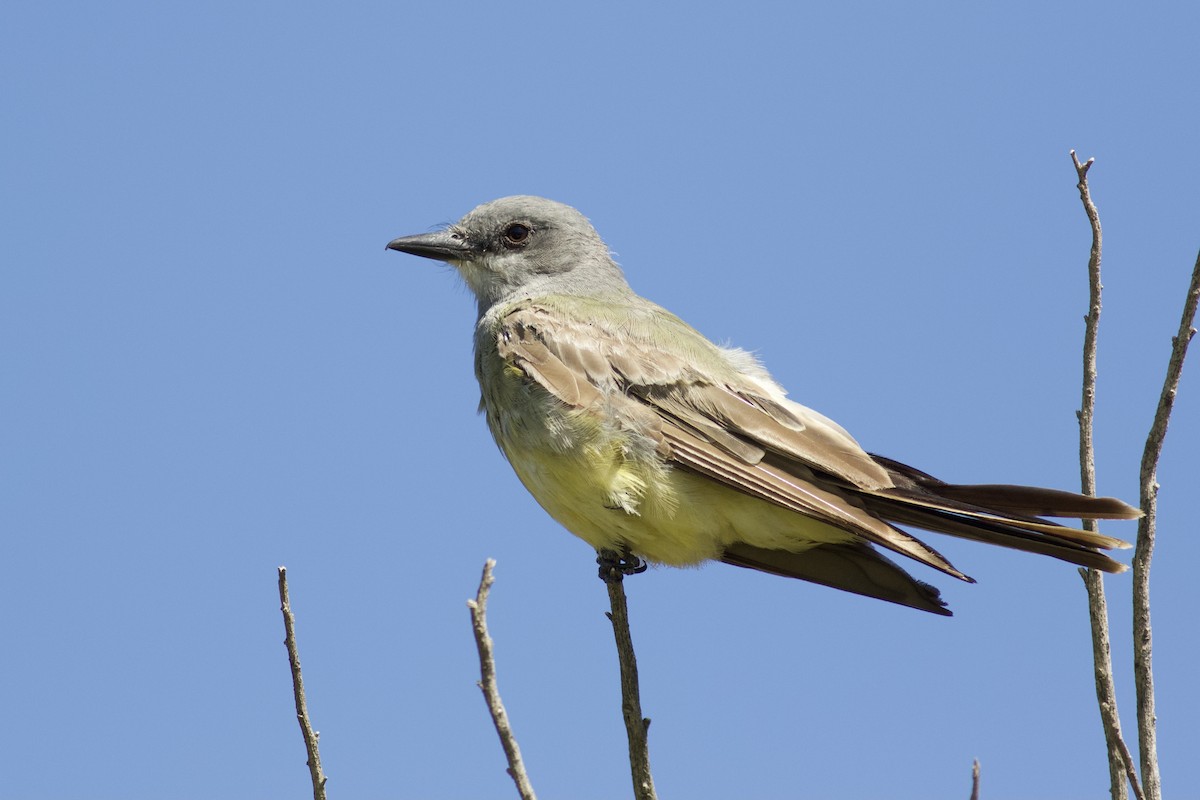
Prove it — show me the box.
[502,223,532,247]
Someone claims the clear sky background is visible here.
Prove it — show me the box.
[3,2,1197,798]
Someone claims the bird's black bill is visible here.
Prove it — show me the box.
[386,230,477,262]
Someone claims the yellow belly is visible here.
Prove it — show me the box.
[499,437,855,566]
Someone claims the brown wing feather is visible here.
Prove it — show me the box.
[662,424,969,580]
[500,304,894,488]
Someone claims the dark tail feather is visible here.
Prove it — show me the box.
[872,455,1142,520]
[722,541,955,616]
[933,483,1141,520]
[863,454,1134,573]
[870,502,1127,573]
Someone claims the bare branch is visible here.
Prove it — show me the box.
[1080,569,1146,800]
[467,560,538,800]
[1072,148,1102,503]
[599,552,658,800]
[277,567,329,800]
[1069,150,1138,800]
[1134,248,1200,800]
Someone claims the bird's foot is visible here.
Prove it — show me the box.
[596,547,648,583]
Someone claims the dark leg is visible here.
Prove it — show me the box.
[597,547,648,583]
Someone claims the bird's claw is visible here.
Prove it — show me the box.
[596,548,648,583]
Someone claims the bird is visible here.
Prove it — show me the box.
[386,195,1139,615]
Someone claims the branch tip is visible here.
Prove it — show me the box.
[468,560,538,800]
[277,568,329,800]
[1069,153,1140,800]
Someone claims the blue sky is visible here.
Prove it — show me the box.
[3,2,1197,798]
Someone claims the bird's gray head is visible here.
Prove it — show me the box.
[386,196,631,313]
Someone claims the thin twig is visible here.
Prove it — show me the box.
[1080,569,1145,800]
[1134,248,1200,800]
[599,554,657,800]
[969,759,980,800]
[1074,151,1103,509]
[467,560,537,800]
[278,567,329,800]
[1070,150,1138,800]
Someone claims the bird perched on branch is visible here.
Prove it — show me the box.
[387,196,1138,615]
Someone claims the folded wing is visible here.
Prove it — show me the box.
[493,301,1137,613]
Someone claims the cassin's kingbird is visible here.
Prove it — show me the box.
[387,196,1137,615]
